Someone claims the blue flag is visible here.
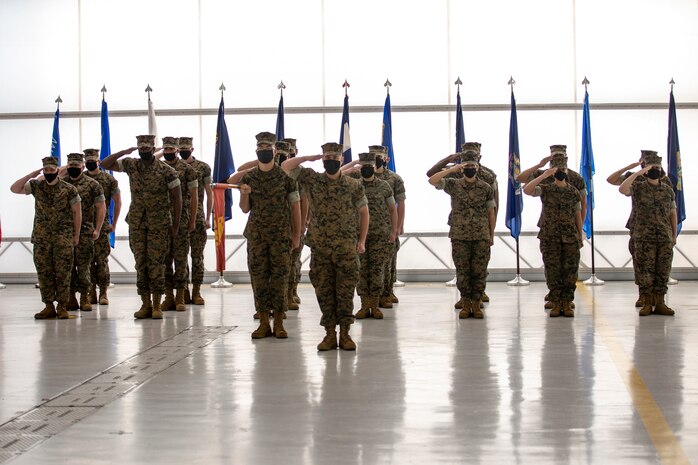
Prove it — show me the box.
[505,90,523,239]
[668,90,686,234]
[100,98,115,248]
[339,94,352,165]
[455,91,465,152]
[275,94,285,141]
[382,94,396,172]
[213,97,235,222]
[50,108,61,166]
[580,90,595,239]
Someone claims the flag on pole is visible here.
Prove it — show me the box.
[100,96,115,248]
[667,89,686,234]
[382,93,396,172]
[580,90,595,239]
[505,90,523,239]
[275,94,285,141]
[212,185,229,273]
[455,90,465,153]
[51,107,61,165]
[339,94,352,165]
[147,95,158,142]
[212,96,235,273]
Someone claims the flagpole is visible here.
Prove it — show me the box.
[100,85,116,288]
[582,77,604,286]
[211,82,233,289]
[506,77,529,286]
[446,77,462,287]
[668,78,679,285]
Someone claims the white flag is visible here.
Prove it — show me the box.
[147,97,158,142]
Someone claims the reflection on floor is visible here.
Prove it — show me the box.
[0,281,696,464]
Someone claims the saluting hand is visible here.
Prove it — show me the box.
[539,155,553,167]
[544,167,557,178]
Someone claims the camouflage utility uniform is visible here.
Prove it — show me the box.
[375,167,406,304]
[186,157,212,294]
[86,170,119,291]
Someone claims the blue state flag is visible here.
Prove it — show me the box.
[505,90,523,239]
[100,97,115,247]
[668,90,686,234]
[339,94,352,165]
[455,90,465,152]
[580,90,595,239]
[275,94,285,141]
[382,94,396,172]
[213,97,236,222]
[50,108,61,166]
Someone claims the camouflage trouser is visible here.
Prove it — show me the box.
[540,239,580,302]
[358,236,392,297]
[451,239,490,301]
[628,234,639,285]
[90,229,111,288]
[634,240,673,295]
[71,235,94,294]
[247,237,291,315]
[381,239,400,297]
[165,223,190,290]
[309,245,359,327]
[34,238,73,304]
[129,226,169,296]
[289,234,305,287]
[188,222,207,285]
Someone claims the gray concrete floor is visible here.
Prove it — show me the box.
[0,281,696,464]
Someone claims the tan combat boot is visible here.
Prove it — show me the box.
[455,297,464,309]
[389,292,399,303]
[183,287,192,304]
[549,301,562,318]
[287,284,299,310]
[317,326,337,351]
[175,289,186,312]
[635,291,644,308]
[161,289,176,311]
[639,293,654,316]
[481,291,490,303]
[56,303,70,319]
[67,292,79,311]
[253,311,261,320]
[134,294,153,319]
[251,311,273,339]
[273,312,288,339]
[35,302,57,319]
[80,292,92,312]
[192,284,205,305]
[354,296,371,319]
[458,299,471,319]
[292,283,301,304]
[151,294,163,319]
[98,285,109,305]
[338,324,356,351]
[371,297,384,319]
[562,301,575,317]
[378,296,393,309]
[472,299,484,319]
[89,284,98,304]
[653,294,675,316]
[544,300,555,309]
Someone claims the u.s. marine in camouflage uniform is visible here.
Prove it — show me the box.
[160,137,198,312]
[342,152,398,320]
[179,136,212,306]
[101,135,182,320]
[231,133,301,339]
[523,151,584,318]
[517,145,587,310]
[64,152,105,313]
[282,138,307,311]
[607,150,673,307]
[282,142,369,351]
[10,156,82,319]
[429,147,496,319]
[84,148,121,306]
[619,151,677,317]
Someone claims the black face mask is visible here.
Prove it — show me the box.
[164,152,177,162]
[179,150,192,160]
[67,167,83,178]
[375,158,386,169]
[278,155,288,165]
[323,159,341,175]
[463,167,477,179]
[554,170,567,181]
[361,166,375,178]
[647,168,661,180]
[85,161,99,171]
[257,149,274,164]
[44,172,58,183]
[139,150,154,162]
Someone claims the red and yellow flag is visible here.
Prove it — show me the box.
[212,185,228,272]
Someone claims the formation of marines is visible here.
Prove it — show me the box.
[10,130,680,341]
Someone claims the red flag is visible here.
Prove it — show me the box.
[212,185,228,272]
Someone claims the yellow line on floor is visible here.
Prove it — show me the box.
[577,285,691,465]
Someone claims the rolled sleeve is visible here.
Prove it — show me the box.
[355,195,368,209]
[95,194,106,204]
[386,196,396,207]
[202,175,212,186]
[167,178,181,190]
[187,180,199,190]
[288,191,300,203]
[435,179,447,190]
[485,199,496,209]
[24,182,32,195]
[70,194,82,206]
[532,185,543,197]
